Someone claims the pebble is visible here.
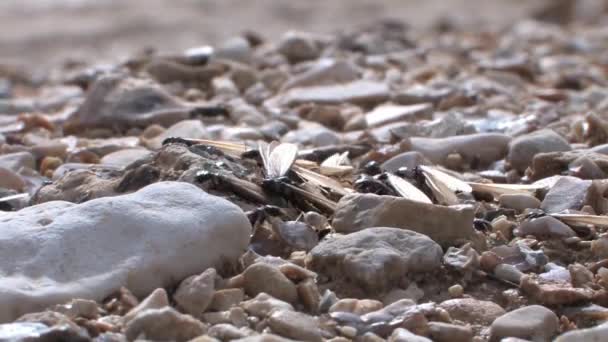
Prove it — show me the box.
[365,103,433,128]
[490,305,559,342]
[277,31,320,64]
[447,284,464,298]
[280,80,390,107]
[498,194,541,212]
[409,133,511,167]
[389,328,432,342]
[124,307,207,342]
[329,299,384,315]
[439,298,506,325]
[332,193,475,247]
[540,176,598,213]
[267,310,323,342]
[281,59,360,90]
[99,148,152,168]
[243,263,298,304]
[123,288,169,323]
[428,321,473,342]
[381,151,429,173]
[555,322,608,341]
[494,264,525,284]
[209,289,245,312]
[507,129,572,173]
[517,216,576,240]
[241,293,294,318]
[144,119,209,149]
[174,268,217,317]
[0,182,250,323]
[308,227,442,293]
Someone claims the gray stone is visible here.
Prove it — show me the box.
[508,129,572,173]
[124,307,207,342]
[499,194,541,212]
[280,80,390,107]
[490,305,559,342]
[381,151,429,173]
[267,310,322,342]
[0,182,251,323]
[281,59,360,90]
[277,31,320,64]
[439,298,506,325]
[540,176,599,214]
[332,193,475,247]
[517,216,576,240]
[243,263,298,304]
[174,268,217,317]
[410,133,511,167]
[308,227,443,293]
[428,322,473,342]
[555,322,608,342]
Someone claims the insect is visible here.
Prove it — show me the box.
[258,141,299,195]
[195,170,268,204]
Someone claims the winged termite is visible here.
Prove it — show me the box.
[320,152,353,176]
[292,164,351,197]
[418,165,471,205]
[384,173,432,204]
[468,182,543,198]
[162,137,249,157]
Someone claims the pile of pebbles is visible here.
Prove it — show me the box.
[3,8,608,342]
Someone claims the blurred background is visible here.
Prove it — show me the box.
[0,0,605,69]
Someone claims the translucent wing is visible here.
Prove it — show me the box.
[266,142,298,178]
[385,173,432,204]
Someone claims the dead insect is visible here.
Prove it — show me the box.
[162,136,195,147]
[195,170,268,204]
[354,174,393,195]
[189,105,229,118]
[383,172,432,204]
[361,160,382,175]
[258,142,299,195]
[246,205,284,226]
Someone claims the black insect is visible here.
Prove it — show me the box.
[354,174,394,195]
[162,136,195,147]
[361,160,382,176]
[189,106,229,118]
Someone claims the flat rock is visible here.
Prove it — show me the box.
[65,74,190,131]
[540,176,599,214]
[499,194,541,212]
[307,227,443,293]
[381,151,429,173]
[517,216,576,240]
[332,193,475,246]
[439,298,506,325]
[508,129,572,173]
[365,103,433,128]
[410,133,511,167]
[280,80,390,107]
[99,149,152,168]
[267,310,322,342]
[281,59,360,90]
[490,305,559,342]
[555,322,608,342]
[124,307,207,342]
[0,181,251,322]
[243,263,298,304]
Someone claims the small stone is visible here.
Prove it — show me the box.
[145,119,209,150]
[208,323,249,340]
[382,285,424,305]
[568,263,594,288]
[243,263,298,304]
[308,227,442,293]
[297,278,321,313]
[499,194,541,212]
[209,289,245,312]
[99,149,152,168]
[540,176,599,214]
[233,333,297,342]
[280,80,390,107]
[448,285,464,298]
[123,288,169,323]
[282,59,360,90]
[281,126,341,147]
[490,305,559,342]
[555,322,608,341]
[381,151,429,173]
[277,31,320,64]
[428,322,473,342]
[494,264,524,284]
[410,133,511,168]
[338,325,357,339]
[125,307,207,342]
[517,216,576,240]
[439,298,506,325]
[329,299,384,315]
[267,310,322,342]
[174,268,217,317]
[389,328,432,342]
[241,293,294,318]
[332,194,475,247]
[52,299,99,320]
[365,103,433,128]
[508,129,572,173]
